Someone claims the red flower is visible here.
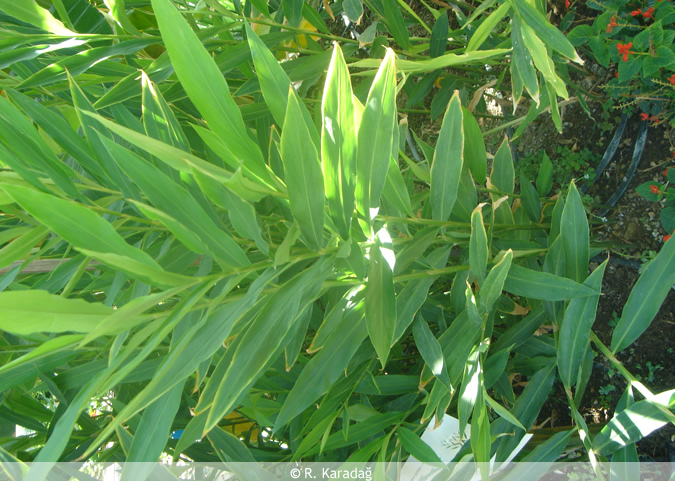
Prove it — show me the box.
[663,167,670,176]
[640,112,649,121]
[643,7,654,18]
[631,8,642,16]
[615,71,619,79]
[669,74,675,85]
[665,234,672,242]
[607,16,618,32]
[565,0,570,7]
[617,42,632,62]
[650,184,661,194]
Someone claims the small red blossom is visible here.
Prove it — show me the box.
[617,42,633,62]
[665,234,672,242]
[669,74,675,85]
[663,167,670,177]
[615,71,619,79]
[650,184,661,194]
[640,112,650,121]
[607,16,618,32]
[631,8,642,16]
[565,0,570,8]
[643,7,655,18]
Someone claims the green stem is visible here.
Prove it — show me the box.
[60,257,92,298]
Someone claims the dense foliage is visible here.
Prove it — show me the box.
[0,0,673,476]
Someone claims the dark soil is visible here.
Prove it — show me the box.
[513,100,675,460]
[398,0,675,461]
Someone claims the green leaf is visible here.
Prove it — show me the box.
[504,264,598,301]
[611,236,675,352]
[0,0,74,34]
[536,152,553,196]
[150,0,271,187]
[520,175,542,223]
[560,181,589,283]
[462,108,487,184]
[558,260,607,387]
[18,39,157,89]
[245,23,319,149]
[485,393,525,431]
[280,88,325,250]
[458,347,480,437]
[0,336,82,392]
[0,96,81,201]
[413,315,452,391]
[1,184,188,287]
[511,0,581,62]
[204,259,332,435]
[99,136,250,268]
[6,89,104,180]
[382,0,410,50]
[322,43,358,239]
[366,244,397,367]
[0,226,49,269]
[511,16,540,103]
[123,381,184,462]
[500,429,574,481]
[0,291,118,336]
[430,12,449,58]
[478,250,513,314]
[491,137,514,195]
[282,0,303,27]
[207,427,256,463]
[493,361,556,461]
[430,91,464,221]
[467,0,510,52]
[355,49,397,220]
[192,172,269,255]
[470,204,489,284]
[343,0,363,22]
[593,390,675,455]
[276,301,368,430]
[398,427,442,462]
[520,22,568,98]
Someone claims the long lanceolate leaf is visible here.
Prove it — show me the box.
[558,260,607,388]
[0,184,192,288]
[611,237,675,353]
[150,0,272,187]
[203,258,333,436]
[322,44,358,240]
[560,181,589,284]
[98,136,251,268]
[355,49,397,223]
[365,244,397,368]
[430,91,464,221]
[280,89,326,250]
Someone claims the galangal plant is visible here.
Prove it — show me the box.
[0,0,673,477]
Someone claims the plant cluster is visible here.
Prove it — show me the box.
[568,0,675,124]
[517,146,600,188]
[0,0,672,477]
